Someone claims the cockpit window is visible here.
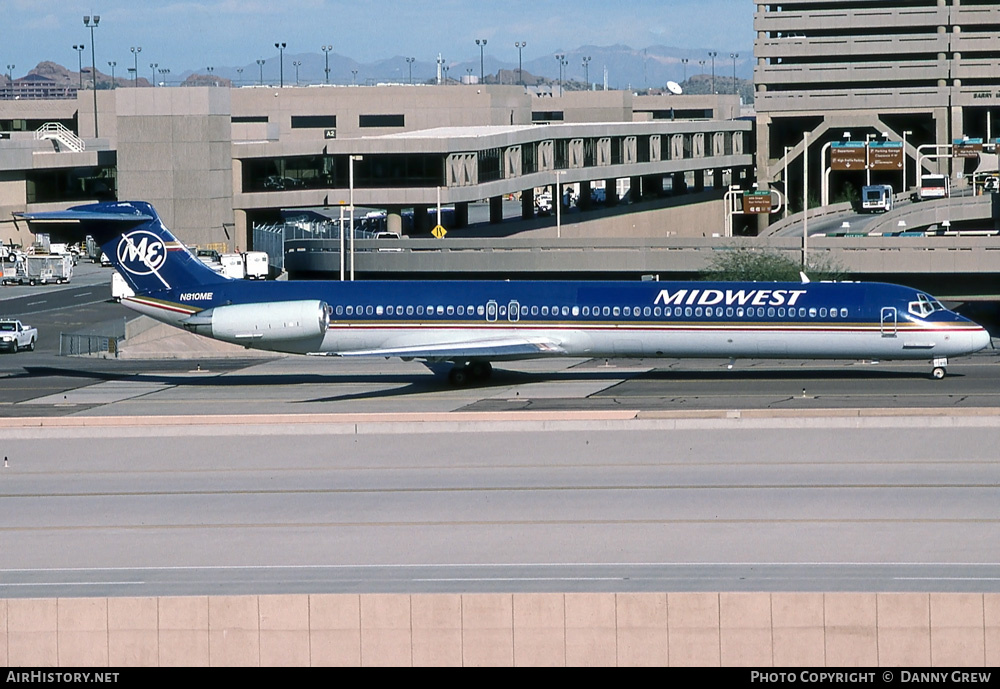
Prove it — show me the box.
[908,294,946,318]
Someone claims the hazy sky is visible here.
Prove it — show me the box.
[4,0,755,75]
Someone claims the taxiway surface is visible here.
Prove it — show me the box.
[2,271,999,598]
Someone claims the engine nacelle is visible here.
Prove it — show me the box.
[183,300,330,345]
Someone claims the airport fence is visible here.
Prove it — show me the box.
[59,318,127,357]
[59,333,122,357]
[252,216,384,273]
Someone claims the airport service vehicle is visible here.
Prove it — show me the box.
[2,254,73,286]
[917,174,951,201]
[111,271,135,302]
[535,191,553,215]
[220,254,246,280]
[0,245,23,264]
[0,320,36,353]
[16,201,992,383]
[243,251,269,280]
[861,184,893,213]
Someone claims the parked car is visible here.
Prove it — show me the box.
[263,175,307,191]
[0,319,37,353]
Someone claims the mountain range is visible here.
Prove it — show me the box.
[16,43,752,93]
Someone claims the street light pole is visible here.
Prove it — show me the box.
[555,53,565,96]
[730,52,739,95]
[476,38,487,82]
[130,46,141,87]
[107,61,116,89]
[708,51,717,93]
[406,57,414,85]
[555,171,564,239]
[783,145,791,219]
[83,15,100,137]
[515,41,526,86]
[902,129,913,194]
[349,155,363,281]
[73,45,85,90]
[582,56,591,90]
[322,45,332,84]
[150,63,158,87]
[256,59,265,85]
[803,131,809,268]
[865,132,874,187]
[274,42,286,87]
[293,61,301,85]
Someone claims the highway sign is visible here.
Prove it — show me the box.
[831,142,867,170]
[954,138,983,158]
[742,191,773,214]
[869,141,903,170]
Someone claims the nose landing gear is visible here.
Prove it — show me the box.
[930,357,948,380]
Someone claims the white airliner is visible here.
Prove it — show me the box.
[17,201,991,383]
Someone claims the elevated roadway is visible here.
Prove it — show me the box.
[283,189,1000,288]
[764,189,997,239]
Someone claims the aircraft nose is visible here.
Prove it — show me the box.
[972,327,992,353]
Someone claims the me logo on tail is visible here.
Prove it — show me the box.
[117,230,166,276]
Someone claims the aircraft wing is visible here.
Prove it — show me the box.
[310,337,566,361]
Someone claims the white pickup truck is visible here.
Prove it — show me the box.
[0,319,37,353]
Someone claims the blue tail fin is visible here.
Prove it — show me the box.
[16,201,230,294]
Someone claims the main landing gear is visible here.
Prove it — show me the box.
[448,361,493,386]
[930,357,948,380]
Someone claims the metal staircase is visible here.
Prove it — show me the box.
[34,122,86,153]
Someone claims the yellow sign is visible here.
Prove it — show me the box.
[432,225,447,239]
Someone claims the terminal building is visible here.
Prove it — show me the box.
[0,83,749,275]
[754,0,1000,209]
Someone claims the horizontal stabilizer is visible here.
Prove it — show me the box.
[16,210,154,223]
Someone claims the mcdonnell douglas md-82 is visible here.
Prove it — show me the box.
[17,201,991,383]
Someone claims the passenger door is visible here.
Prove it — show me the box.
[880,307,897,337]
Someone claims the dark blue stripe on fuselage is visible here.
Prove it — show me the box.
[152,280,970,327]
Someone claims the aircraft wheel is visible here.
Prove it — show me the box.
[470,362,493,380]
[448,367,470,386]
[931,366,946,380]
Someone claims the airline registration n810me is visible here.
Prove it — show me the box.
[17,201,991,383]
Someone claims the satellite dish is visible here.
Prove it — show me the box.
[666,80,683,95]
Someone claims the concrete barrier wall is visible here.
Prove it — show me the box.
[3,592,999,667]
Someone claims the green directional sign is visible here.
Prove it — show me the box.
[742,191,773,215]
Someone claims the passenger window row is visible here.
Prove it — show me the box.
[331,304,852,320]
